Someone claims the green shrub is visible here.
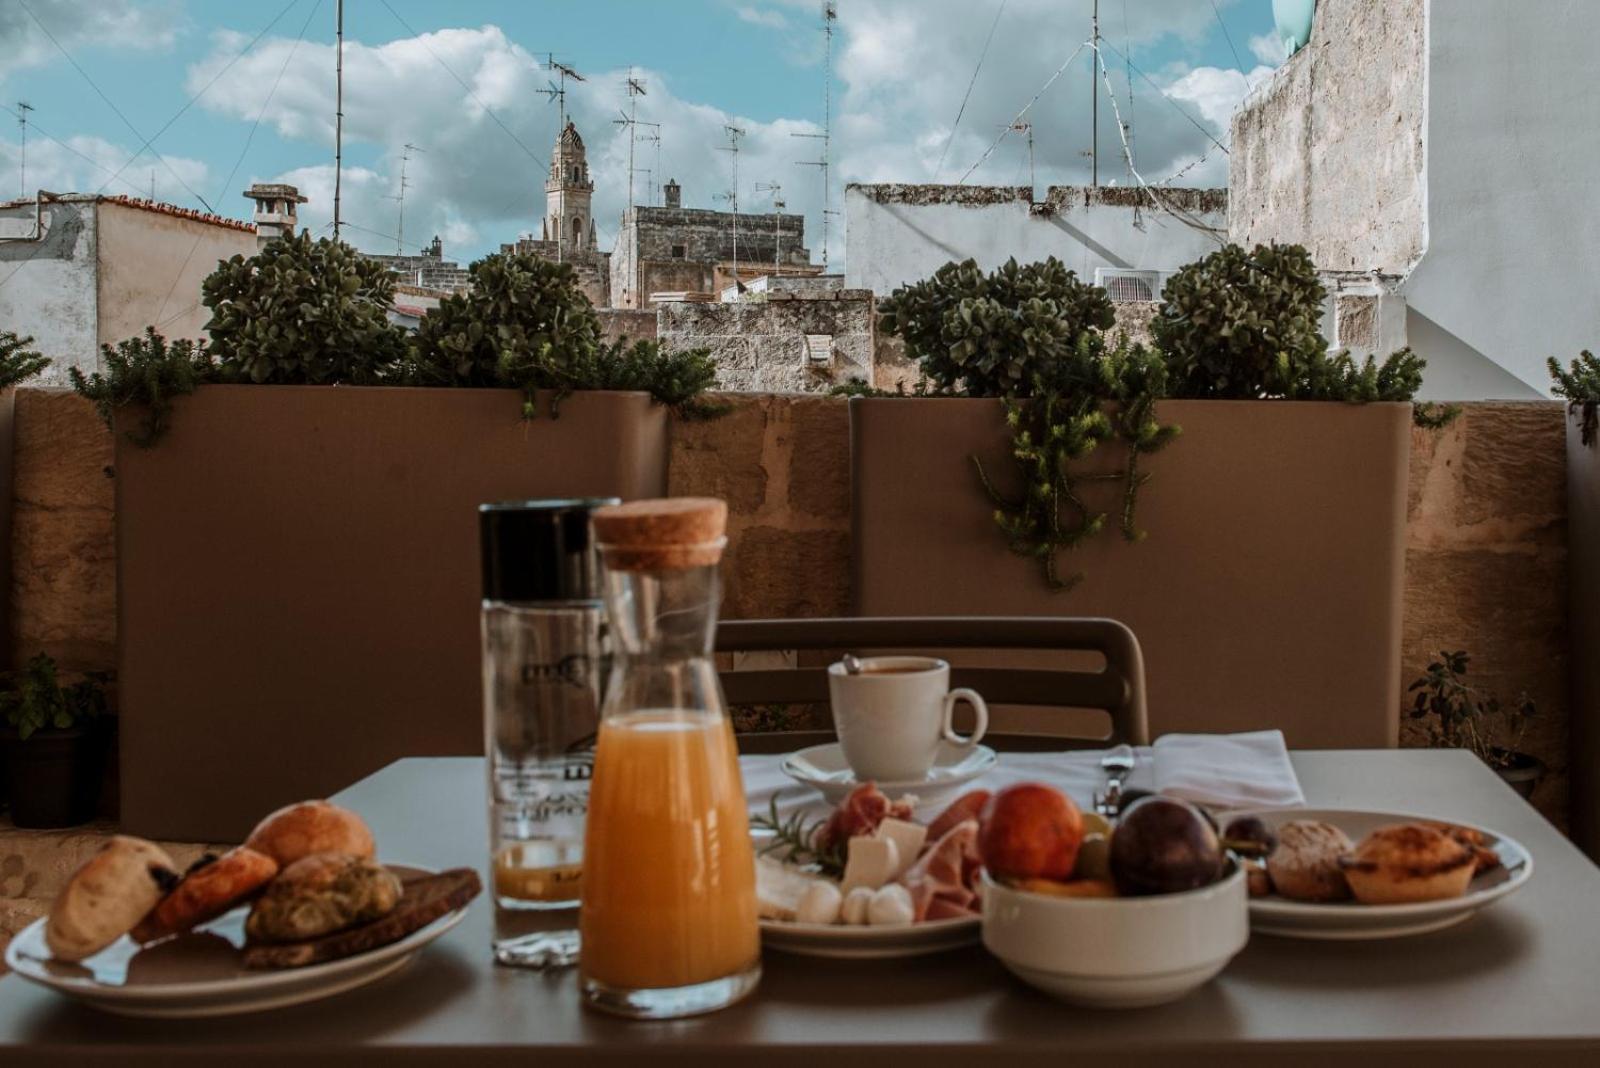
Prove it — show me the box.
[1,653,109,741]
[1549,350,1600,445]
[0,330,50,389]
[1408,650,1535,770]
[69,327,216,447]
[202,230,409,384]
[878,256,1114,398]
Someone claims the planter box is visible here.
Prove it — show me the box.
[851,398,1411,747]
[1569,419,1600,860]
[116,386,666,841]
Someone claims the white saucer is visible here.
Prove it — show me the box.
[779,741,997,807]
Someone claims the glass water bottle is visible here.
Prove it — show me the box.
[578,498,761,1019]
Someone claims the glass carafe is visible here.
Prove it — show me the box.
[578,502,760,1019]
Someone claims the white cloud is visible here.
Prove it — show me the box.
[735,6,790,30]
[1249,31,1286,67]
[0,131,208,203]
[0,0,179,82]
[1164,64,1275,132]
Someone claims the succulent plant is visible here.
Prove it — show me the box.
[0,330,50,389]
[68,327,216,447]
[1549,350,1600,445]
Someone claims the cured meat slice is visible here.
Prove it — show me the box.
[814,783,892,855]
[926,790,990,842]
[899,820,981,921]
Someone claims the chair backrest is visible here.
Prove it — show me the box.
[715,616,1149,752]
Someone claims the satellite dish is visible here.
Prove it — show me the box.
[1272,0,1316,58]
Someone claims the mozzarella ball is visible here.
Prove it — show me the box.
[867,883,915,926]
[795,881,844,925]
[841,886,874,925]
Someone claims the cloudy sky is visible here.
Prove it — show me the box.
[0,0,1280,268]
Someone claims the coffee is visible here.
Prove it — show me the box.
[858,665,928,676]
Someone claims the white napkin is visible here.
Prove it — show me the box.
[1151,729,1305,809]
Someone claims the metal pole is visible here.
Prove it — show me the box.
[16,102,31,199]
[1091,0,1099,188]
[334,0,344,239]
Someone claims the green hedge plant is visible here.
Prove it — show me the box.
[1549,350,1600,445]
[69,327,216,447]
[0,330,50,389]
[202,230,409,384]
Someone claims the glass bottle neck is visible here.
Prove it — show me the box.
[599,560,725,721]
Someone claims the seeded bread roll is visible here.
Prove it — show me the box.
[246,852,402,944]
[132,846,280,944]
[1265,820,1354,902]
[1340,823,1477,904]
[244,800,375,868]
[47,836,178,961]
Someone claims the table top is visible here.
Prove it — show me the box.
[4,749,1600,1067]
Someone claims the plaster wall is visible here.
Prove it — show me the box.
[844,184,1226,295]
[0,199,98,386]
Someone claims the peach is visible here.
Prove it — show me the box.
[978,782,1084,881]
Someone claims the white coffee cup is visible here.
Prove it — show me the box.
[827,656,989,783]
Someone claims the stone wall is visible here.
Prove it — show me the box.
[596,308,658,347]
[658,292,874,393]
[4,391,1575,826]
[611,203,811,309]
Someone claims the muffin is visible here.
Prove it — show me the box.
[1265,820,1354,902]
[1339,823,1476,905]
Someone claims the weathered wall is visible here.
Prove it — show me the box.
[96,201,256,357]
[596,308,658,347]
[844,184,1227,296]
[5,392,1574,826]
[658,292,874,393]
[612,203,811,309]
[1228,0,1428,274]
[0,198,98,386]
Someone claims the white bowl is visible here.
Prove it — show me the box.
[981,865,1248,1009]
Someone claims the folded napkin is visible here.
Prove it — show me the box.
[1151,729,1305,810]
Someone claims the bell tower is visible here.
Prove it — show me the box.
[543,120,596,256]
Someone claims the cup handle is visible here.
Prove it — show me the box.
[942,688,988,749]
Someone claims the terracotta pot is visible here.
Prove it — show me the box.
[1,726,104,829]
[113,386,668,841]
[1567,416,1600,858]
[1490,748,1545,802]
[850,398,1411,747]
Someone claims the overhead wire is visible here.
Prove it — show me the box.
[932,0,1007,181]
[958,39,1089,185]
[1097,39,1228,157]
[0,102,143,195]
[1209,0,1246,72]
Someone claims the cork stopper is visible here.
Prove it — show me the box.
[592,497,728,571]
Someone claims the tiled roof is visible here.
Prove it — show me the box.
[0,193,256,233]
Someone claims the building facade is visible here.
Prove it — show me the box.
[500,120,611,307]
[366,235,471,293]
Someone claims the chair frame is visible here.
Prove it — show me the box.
[715,616,1149,754]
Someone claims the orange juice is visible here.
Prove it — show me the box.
[579,709,759,991]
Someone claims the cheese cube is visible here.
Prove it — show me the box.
[840,836,900,894]
[874,818,928,879]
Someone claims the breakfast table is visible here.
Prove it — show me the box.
[3,747,1599,1066]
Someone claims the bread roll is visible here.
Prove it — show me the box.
[1266,820,1354,902]
[244,800,375,868]
[1340,823,1476,904]
[132,846,280,943]
[47,836,178,961]
[245,852,402,944]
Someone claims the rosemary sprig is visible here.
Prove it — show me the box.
[749,796,846,879]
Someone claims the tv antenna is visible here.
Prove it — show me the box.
[334,0,344,239]
[613,69,649,211]
[792,1,838,269]
[1005,120,1035,200]
[16,101,32,198]
[715,125,746,289]
[385,143,423,254]
[632,121,662,205]
[539,56,586,133]
[1090,0,1100,186]
[756,182,784,276]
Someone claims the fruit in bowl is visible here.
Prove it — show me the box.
[1109,796,1224,897]
[977,783,1084,882]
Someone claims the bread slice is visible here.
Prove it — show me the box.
[242,868,481,970]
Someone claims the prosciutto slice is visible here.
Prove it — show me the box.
[899,819,982,921]
[814,783,916,855]
[926,790,990,842]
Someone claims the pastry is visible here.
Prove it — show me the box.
[1420,820,1503,875]
[131,846,280,944]
[1340,823,1477,905]
[1265,820,1355,902]
[245,852,402,944]
[46,836,178,962]
[1242,857,1274,898]
[244,800,376,868]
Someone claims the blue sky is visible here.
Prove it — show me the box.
[0,0,1280,266]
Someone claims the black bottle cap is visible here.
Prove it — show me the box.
[479,498,618,603]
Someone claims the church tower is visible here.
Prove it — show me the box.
[543,120,597,255]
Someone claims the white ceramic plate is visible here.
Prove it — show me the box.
[3,865,471,1018]
[779,742,997,807]
[1233,808,1533,940]
[760,913,980,959]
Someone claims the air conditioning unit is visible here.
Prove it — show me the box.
[1094,268,1166,303]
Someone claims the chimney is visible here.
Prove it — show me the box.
[663,178,681,209]
[243,182,308,250]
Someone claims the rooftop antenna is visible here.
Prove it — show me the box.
[756,181,784,276]
[16,101,33,198]
[792,0,838,269]
[334,0,344,239]
[1006,120,1035,200]
[632,120,662,205]
[385,143,423,254]
[715,124,746,290]
[613,69,649,212]
[1091,0,1100,187]
[539,56,586,133]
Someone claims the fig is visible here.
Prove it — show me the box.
[1072,833,1112,882]
[1222,815,1278,859]
[978,782,1084,881]
[1109,796,1224,896]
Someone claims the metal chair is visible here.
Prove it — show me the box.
[714,616,1149,754]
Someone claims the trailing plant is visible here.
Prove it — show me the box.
[877,256,1114,398]
[202,230,409,385]
[0,330,50,389]
[68,327,216,447]
[0,653,109,741]
[1549,350,1600,445]
[1154,242,1452,427]
[1407,650,1535,771]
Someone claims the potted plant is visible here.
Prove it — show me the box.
[0,654,110,828]
[1407,650,1542,799]
[70,239,718,841]
[1552,351,1600,855]
[852,244,1437,747]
